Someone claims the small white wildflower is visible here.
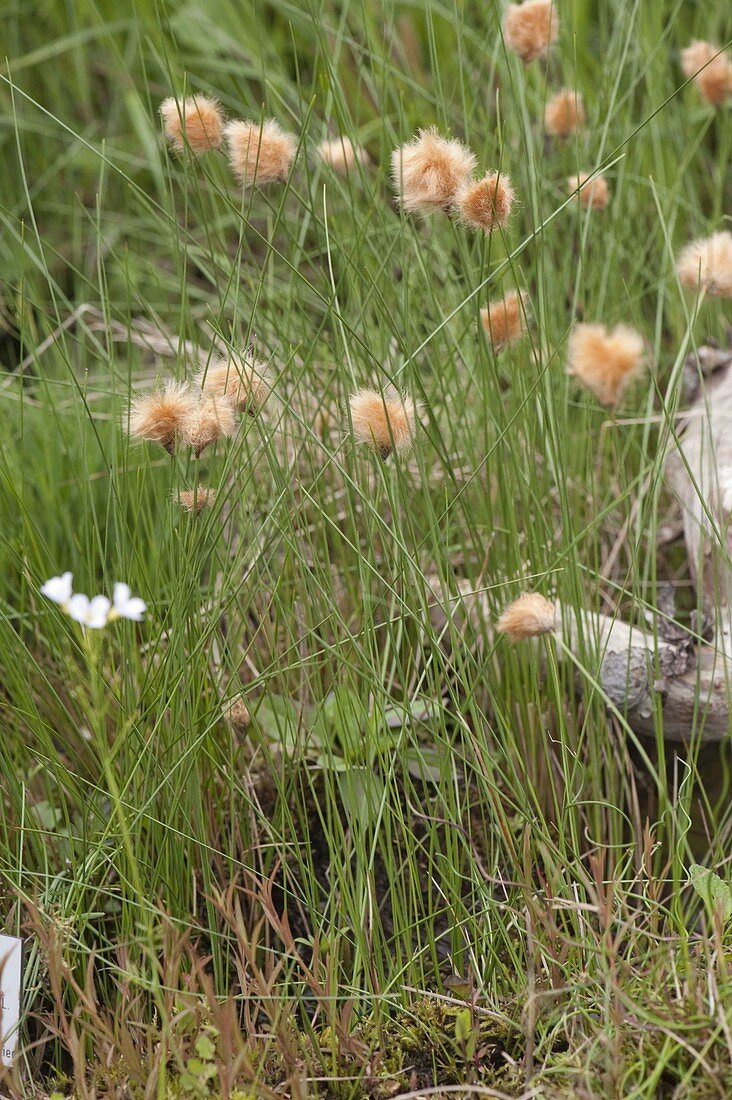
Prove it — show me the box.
[41,574,146,628]
[40,572,73,605]
[67,594,111,629]
[110,583,147,622]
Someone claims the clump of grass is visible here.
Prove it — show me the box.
[3,1,732,1097]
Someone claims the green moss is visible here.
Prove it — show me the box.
[351,996,524,1097]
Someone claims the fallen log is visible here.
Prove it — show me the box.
[555,605,729,741]
[557,341,732,742]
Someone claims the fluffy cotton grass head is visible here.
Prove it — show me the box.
[480,290,528,351]
[676,232,732,298]
[503,0,558,63]
[681,41,732,107]
[680,40,717,78]
[391,128,476,215]
[126,381,198,454]
[349,385,420,459]
[175,487,217,514]
[225,696,251,736]
[198,354,270,414]
[225,119,296,186]
[497,593,555,641]
[317,137,370,174]
[181,396,237,457]
[568,323,645,407]
[567,172,610,210]
[545,89,586,139]
[454,171,515,233]
[160,95,224,154]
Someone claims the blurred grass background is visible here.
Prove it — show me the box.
[1,0,731,1095]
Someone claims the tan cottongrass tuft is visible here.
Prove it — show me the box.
[567,172,610,210]
[568,323,645,407]
[181,396,237,457]
[497,593,555,641]
[225,696,251,735]
[544,89,586,139]
[317,137,370,174]
[176,487,217,514]
[681,41,732,107]
[454,171,515,233]
[198,354,270,414]
[503,0,558,63]
[349,386,420,458]
[676,232,732,298]
[127,381,198,454]
[225,119,296,186]
[391,128,476,215]
[160,95,224,154]
[480,290,528,351]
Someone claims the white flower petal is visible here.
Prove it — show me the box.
[86,595,111,629]
[41,572,73,605]
[66,594,90,623]
[118,597,146,621]
[113,582,131,608]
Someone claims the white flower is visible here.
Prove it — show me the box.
[110,583,147,622]
[40,573,146,628]
[40,572,73,605]
[66,594,111,629]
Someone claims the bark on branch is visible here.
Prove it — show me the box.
[559,343,732,741]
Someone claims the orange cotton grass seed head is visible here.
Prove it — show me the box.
[181,396,237,457]
[225,119,296,186]
[497,593,555,641]
[160,95,224,154]
[349,386,420,459]
[545,89,586,139]
[567,323,645,407]
[198,354,270,415]
[676,232,732,298]
[681,41,732,107]
[567,172,610,210]
[127,381,198,454]
[503,0,558,64]
[480,290,528,351]
[454,171,515,234]
[317,137,370,174]
[391,128,477,216]
[176,487,217,514]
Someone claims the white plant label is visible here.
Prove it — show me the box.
[0,936,22,1067]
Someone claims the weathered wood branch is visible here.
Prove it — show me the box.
[555,606,730,741]
[559,343,732,741]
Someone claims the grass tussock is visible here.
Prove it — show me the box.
[1,0,732,1096]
